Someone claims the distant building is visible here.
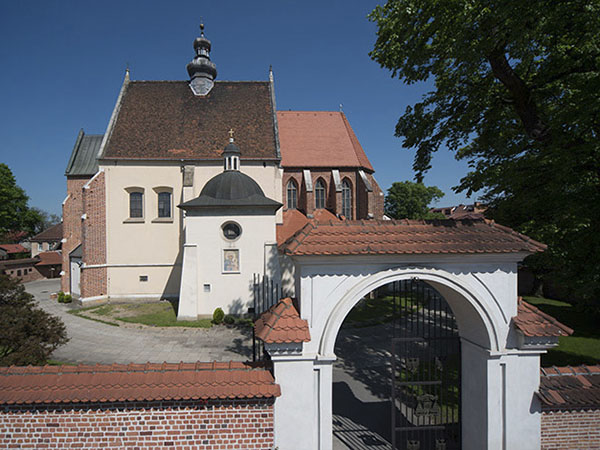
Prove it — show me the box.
[431,201,486,219]
[29,222,63,257]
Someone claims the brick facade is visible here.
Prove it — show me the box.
[0,261,44,283]
[282,168,383,220]
[0,399,275,449]
[80,171,107,298]
[541,409,600,449]
[61,177,89,293]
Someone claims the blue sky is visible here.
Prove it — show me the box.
[0,0,476,216]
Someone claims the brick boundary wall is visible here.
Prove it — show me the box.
[541,409,600,449]
[81,171,107,298]
[0,398,275,449]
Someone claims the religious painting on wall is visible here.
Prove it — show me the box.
[223,249,240,273]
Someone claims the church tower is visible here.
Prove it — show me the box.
[187,23,217,95]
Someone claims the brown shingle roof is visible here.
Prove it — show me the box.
[280,219,547,256]
[514,298,573,337]
[539,366,600,410]
[255,298,311,344]
[277,111,374,170]
[0,362,280,405]
[36,251,62,266]
[102,81,278,161]
[30,222,63,243]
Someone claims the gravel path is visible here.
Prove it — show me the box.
[26,279,252,365]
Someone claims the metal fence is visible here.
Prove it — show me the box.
[250,273,281,362]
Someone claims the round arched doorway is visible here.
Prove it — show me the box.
[333,279,461,450]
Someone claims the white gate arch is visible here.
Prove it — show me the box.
[268,256,544,450]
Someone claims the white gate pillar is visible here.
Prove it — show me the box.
[462,339,542,450]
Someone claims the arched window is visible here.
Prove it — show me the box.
[342,179,352,219]
[287,179,298,210]
[129,191,144,218]
[315,179,326,209]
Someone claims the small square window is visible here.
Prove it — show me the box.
[139,275,148,282]
[203,284,211,292]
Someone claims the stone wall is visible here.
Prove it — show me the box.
[541,409,600,449]
[0,399,275,449]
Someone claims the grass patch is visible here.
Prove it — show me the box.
[523,296,600,366]
[71,302,213,328]
[67,309,120,327]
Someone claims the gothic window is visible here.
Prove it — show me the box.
[315,179,326,209]
[287,179,298,209]
[129,191,144,218]
[342,179,352,219]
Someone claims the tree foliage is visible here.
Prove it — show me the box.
[385,181,445,219]
[370,1,600,308]
[0,275,68,366]
[0,163,45,238]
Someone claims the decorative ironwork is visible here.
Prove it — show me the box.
[251,273,280,362]
[390,279,461,449]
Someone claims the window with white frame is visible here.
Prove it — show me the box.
[315,179,326,209]
[342,179,352,219]
[287,179,298,209]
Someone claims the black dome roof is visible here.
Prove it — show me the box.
[179,171,282,211]
[201,171,264,199]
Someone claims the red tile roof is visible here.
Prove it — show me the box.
[0,244,27,254]
[102,81,278,161]
[539,365,600,409]
[30,222,63,242]
[276,209,341,246]
[255,298,311,344]
[36,251,62,266]
[0,362,280,405]
[280,219,547,256]
[277,111,374,170]
[514,298,573,337]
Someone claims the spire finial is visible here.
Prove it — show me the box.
[200,21,205,36]
[228,128,235,142]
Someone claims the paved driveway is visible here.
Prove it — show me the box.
[26,279,252,364]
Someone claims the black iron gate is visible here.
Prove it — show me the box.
[390,279,461,450]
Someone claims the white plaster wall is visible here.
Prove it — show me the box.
[100,160,282,299]
[184,210,277,316]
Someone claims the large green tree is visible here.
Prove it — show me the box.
[370,0,600,308]
[0,163,45,238]
[385,181,445,219]
[0,274,68,366]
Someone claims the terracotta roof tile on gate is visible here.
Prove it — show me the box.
[280,219,547,256]
[255,298,311,344]
[539,366,600,409]
[514,298,573,337]
[0,361,280,405]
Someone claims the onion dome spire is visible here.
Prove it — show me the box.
[222,129,241,171]
[187,23,217,96]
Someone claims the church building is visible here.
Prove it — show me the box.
[61,24,384,316]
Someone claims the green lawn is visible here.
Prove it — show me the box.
[344,293,422,327]
[70,302,213,328]
[523,296,600,367]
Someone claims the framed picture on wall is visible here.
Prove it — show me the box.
[223,249,240,273]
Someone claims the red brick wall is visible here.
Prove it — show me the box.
[61,177,89,293]
[0,399,275,449]
[541,409,600,449]
[81,171,107,298]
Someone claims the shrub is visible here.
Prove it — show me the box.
[224,314,235,325]
[62,294,72,304]
[0,274,68,366]
[57,291,65,303]
[212,307,225,324]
